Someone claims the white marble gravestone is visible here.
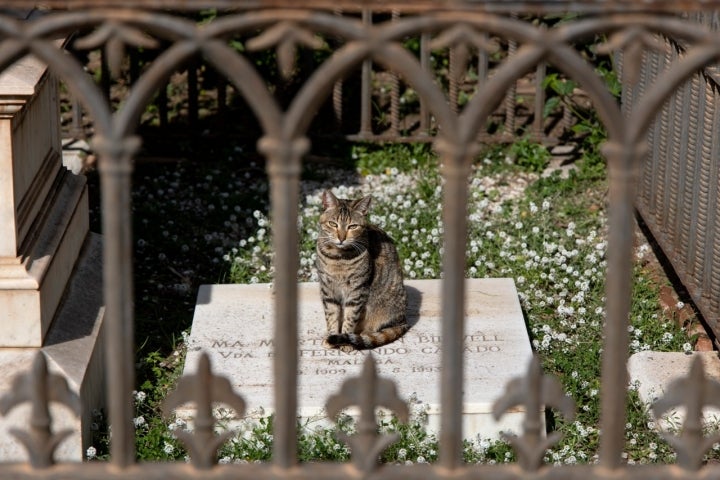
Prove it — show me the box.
[182,278,534,440]
[0,41,105,462]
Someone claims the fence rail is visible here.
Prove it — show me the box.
[0,2,719,478]
[66,12,578,146]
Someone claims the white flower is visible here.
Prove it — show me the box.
[86,446,97,459]
[682,342,692,353]
[163,441,174,455]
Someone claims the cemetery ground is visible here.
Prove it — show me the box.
[82,126,717,465]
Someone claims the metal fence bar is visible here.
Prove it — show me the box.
[648,49,664,220]
[97,143,138,467]
[71,97,84,139]
[503,37,517,136]
[419,32,431,134]
[187,62,198,126]
[533,62,546,141]
[599,140,637,469]
[658,47,674,234]
[263,135,307,468]
[668,67,692,270]
[449,46,460,113]
[686,77,706,279]
[701,90,720,301]
[677,75,699,275]
[389,9,401,135]
[333,8,344,129]
[664,50,681,237]
[359,7,373,137]
[438,147,470,470]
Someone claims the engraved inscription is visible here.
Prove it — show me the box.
[207,328,503,376]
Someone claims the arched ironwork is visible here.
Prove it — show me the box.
[0,2,718,478]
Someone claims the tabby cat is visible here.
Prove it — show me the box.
[316,190,409,350]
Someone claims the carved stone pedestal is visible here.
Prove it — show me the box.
[0,51,105,461]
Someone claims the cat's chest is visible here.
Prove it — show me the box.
[319,254,370,294]
[322,258,366,281]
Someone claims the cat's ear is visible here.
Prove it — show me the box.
[322,190,339,210]
[353,195,372,216]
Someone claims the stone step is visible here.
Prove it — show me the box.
[0,233,105,462]
[180,278,533,441]
[628,350,720,430]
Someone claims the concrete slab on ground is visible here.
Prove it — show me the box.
[628,350,720,430]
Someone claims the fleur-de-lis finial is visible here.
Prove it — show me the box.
[246,21,326,79]
[74,20,159,79]
[326,354,408,474]
[430,24,499,81]
[163,352,246,469]
[652,355,720,470]
[0,353,80,468]
[492,355,575,471]
[596,26,668,84]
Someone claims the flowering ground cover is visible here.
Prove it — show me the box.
[87,137,714,465]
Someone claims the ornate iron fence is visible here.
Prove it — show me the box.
[64,10,576,145]
[1,1,720,478]
[629,12,720,341]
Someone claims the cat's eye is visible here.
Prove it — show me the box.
[328,221,338,228]
[347,224,359,230]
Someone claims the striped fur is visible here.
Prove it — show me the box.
[316,190,408,350]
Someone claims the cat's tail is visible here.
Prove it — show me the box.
[327,324,410,350]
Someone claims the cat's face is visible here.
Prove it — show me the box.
[318,190,371,251]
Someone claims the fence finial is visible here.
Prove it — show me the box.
[0,352,80,468]
[493,355,575,471]
[652,355,720,470]
[163,352,246,469]
[326,354,408,474]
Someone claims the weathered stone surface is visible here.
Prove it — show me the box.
[181,278,533,440]
[628,351,720,430]
[0,233,105,462]
[0,47,89,346]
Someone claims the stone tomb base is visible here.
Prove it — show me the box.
[0,234,105,462]
[182,279,533,441]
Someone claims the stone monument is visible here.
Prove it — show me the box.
[0,39,105,461]
[182,278,534,441]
